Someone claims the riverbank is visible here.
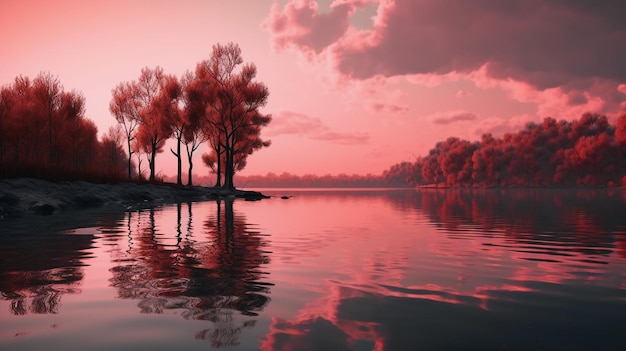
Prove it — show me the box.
[0,178,269,220]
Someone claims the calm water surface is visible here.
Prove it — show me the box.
[1,189,626,350]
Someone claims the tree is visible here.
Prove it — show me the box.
[131,139,146,180]
[192,43,271,189]
[387,114,625,187]
[0,86,10,177]
[178,71,208,186]
[32,72,62,165]
[616,113,626,148]
[110,82,140,179]
[111,67,173,182]
[182,124,207,186]
[153,75,185,185]
[136,67,174,182]
[617,113,626,186]
[99,125,128,180]
[1,72,126,181]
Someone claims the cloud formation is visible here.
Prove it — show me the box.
[266,110,370,145]
[266,0,626,115]
[371,102,409,114]
[263,0,373,54]
[456,90,472,98]
[430,111,477,125]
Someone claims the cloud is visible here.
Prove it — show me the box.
[371,102,409,114]
[266,0,626,115]
[263,0,373,54]
[471,114,538,137]
[619,84,626,95]
[265,110,370,145]
[430,111,477,125]
[456,90,472,98]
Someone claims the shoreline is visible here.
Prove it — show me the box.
[0,178,269,220]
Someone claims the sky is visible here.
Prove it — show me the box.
[2,0,626,177]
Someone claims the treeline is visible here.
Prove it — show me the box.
[164,172,394,188]
[383,113,626,187]
[0,43,271,187]
[235,172,388,188]
[0,73,128,182]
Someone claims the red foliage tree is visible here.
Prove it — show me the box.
[179,71,208,186]
[190,43,271,190]
[616,113,626,186]
[111,67,173,182]
[1,73,127,181]
[110,82,140,179]
[385,114,625,188]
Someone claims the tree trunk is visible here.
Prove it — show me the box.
[224,142,235,190]
[149,141,156,182]
[187,153,193,186]
[215,143,222,188]
[185,141,194,186]
[126,139,132,179]
[176,137,182,186]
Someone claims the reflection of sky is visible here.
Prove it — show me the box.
[1,189,626,350]
[254,189,626,350]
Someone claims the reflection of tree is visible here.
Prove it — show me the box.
[108,199,272,347]
[0,231,94,315]
[388,189,626,259]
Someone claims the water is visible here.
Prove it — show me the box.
[1,188,625,350]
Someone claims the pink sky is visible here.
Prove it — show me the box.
[2,0,626,177]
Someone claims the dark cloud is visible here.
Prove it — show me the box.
[263,0,371,53]
[333,0,626,88]
[568,92,589,106]
[266,0,626,113]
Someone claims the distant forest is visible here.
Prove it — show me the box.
[384,113,626,187]
[164,172,389,188]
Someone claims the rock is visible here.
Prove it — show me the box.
[29,202,56,215]
[72,195,104,208]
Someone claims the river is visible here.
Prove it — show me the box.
[1,188,625,350]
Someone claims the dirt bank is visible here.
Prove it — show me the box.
[0,178,268,220]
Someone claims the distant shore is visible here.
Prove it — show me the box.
[0,178,268,220]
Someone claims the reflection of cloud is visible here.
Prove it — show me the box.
[258,189,626,350]
[261,316,353,351]
[265,111,370,145]
[430,111,477,125]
